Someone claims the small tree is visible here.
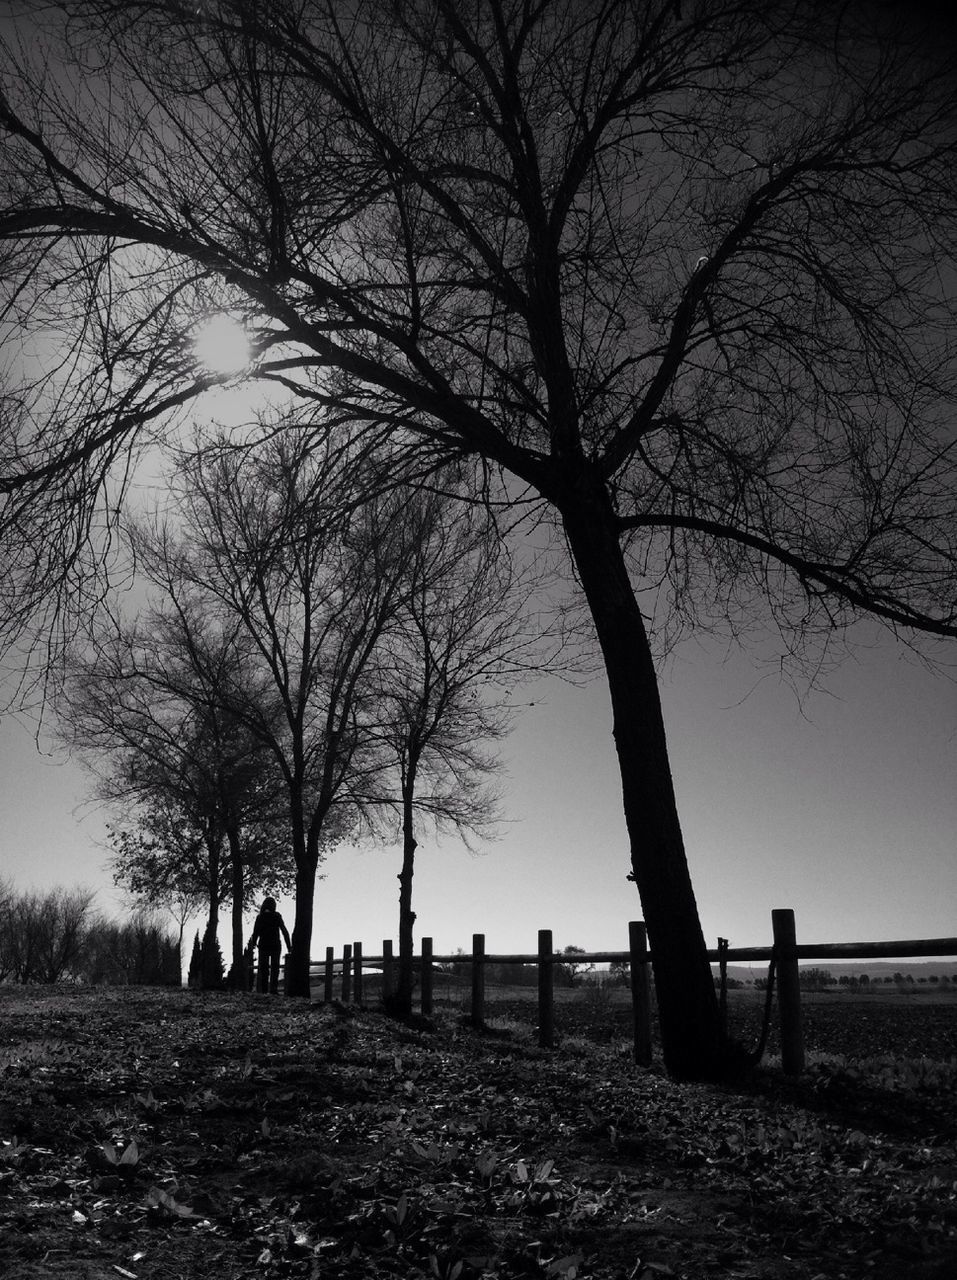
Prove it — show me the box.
[798,968,834,991]
[375,485,551,1016]
[187,932,203,987]
[557,945,594,989]
[62,613,295,985]
[138,434,425,995]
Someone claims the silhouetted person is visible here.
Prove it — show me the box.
[250,897,291,995]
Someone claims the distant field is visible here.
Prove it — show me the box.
[327,977,957,1061]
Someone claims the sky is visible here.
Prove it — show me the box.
[0,1,954,975]
[2,618,954,969]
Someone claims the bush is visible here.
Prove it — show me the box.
[0,880,179,986]
[85,915,181,986]
[0,884,96,983]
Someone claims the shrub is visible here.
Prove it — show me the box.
[0,882,179,986]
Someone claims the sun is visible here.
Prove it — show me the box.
[193,314,252,376]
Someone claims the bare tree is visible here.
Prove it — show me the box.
[0,885,97,984]
[61,616,294,985]
[0,877,14,982]
[1,2,956,1073]
[137,433,423,996]
[375,485,548,1016]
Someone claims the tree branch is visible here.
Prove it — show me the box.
[619,511,957,637]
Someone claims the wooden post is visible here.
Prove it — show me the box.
[341,944,352,1003]
[421,937,433,1015]
[717,936,729,1038]
[538,929,554,1049]
[323,946,334,1003]
[471,932,485,1028]
[772,908,804,1076]
[353,941,363,1005]
[629,921,653,1067]
[382,939,394,1002]
[282,954,291,997]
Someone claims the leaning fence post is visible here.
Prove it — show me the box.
[538,929,555,1049]
[323,946,334,1003]
[382,939,394,1002]
[421,937,434,1015]
[341,943,352,1003]
[471,932,485,1028]
[772,908,804,1075]
[629,921,653,1067]
[353,941,363,1005]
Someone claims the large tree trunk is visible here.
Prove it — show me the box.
[394,756,420,1017]
[287,858,319,997]
[287,804,319,998]
[201,830,223,990]
[226,825,245,983]
[561,480,723,1080]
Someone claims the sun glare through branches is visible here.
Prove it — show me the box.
[192,314,251,377]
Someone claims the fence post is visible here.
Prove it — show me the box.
[629,921,653,1067]
[772,908,804,1076]
[421,937,433,1016]
[341,944,352,1003]
[471,932,485,1028]
[323,946,334,1003]
[538,929,555,1049]
[419,936,432,1013]
[382,939,394,1002]
[282,954,290,997]
[717,936,729,1038]
[353,941,363,1005]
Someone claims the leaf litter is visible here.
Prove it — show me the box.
[0,986,954,1279]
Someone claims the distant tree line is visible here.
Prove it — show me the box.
[0,880,179,986]
[441,945,612,990]
[752,969,956,991]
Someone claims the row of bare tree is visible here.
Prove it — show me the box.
[58,439,554,1011]
[0,881,178,986]
[1,2,955,1076]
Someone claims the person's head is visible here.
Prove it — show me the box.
[262,896,276,913]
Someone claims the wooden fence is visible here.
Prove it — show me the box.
[291,910,957,1075]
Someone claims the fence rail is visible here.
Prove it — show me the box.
[290,913,957,1075]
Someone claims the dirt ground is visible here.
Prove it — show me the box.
[0,986,955,1279]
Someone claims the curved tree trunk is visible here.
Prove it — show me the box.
[561,479,723,1080]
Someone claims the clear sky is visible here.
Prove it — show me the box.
[2,619,954,966]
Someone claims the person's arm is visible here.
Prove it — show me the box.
[280,916,291,949]
[250,915,261,947]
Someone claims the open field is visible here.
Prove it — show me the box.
[420,977,957,1059]
[0,985,955,1280]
